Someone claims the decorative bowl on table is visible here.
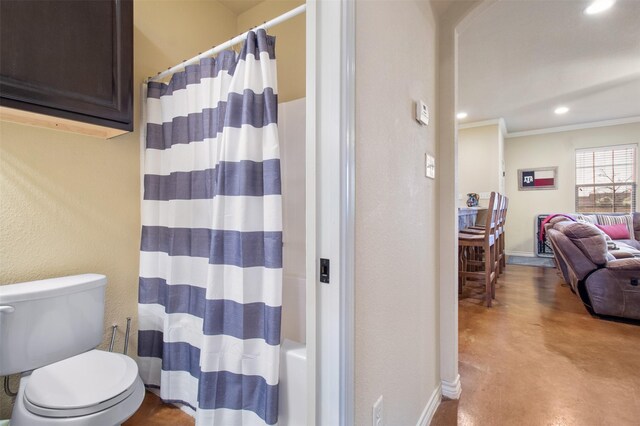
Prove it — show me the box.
[466,193,479,207]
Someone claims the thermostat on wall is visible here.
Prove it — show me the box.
[416,101,429,126]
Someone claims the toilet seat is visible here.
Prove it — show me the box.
[23,350,139,418]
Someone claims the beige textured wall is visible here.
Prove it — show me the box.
[504,122,640,255]
[458,123,504,206]
[0,0,237,417]
[237,0,305,102]
[498,123,505,194]
[355,0,439,424]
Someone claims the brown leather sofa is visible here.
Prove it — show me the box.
[546,218,640,320]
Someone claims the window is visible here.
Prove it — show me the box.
[575,145,637,213]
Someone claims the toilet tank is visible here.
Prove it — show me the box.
[0,274,106,376]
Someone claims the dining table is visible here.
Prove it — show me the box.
[458,206,487,231]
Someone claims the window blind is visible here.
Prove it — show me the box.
[575,144,637,213]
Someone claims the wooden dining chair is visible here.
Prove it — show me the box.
[499,196,509,272]
[458,191,500,307]
[496,195,507,275]
[461,193,507,277]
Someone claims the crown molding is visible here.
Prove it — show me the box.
[506,116,640,139]
[458,118,507,135]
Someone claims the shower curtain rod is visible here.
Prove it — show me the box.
[147,4,306,83]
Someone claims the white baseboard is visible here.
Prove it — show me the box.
[416,383,442,426]
[441,374,461,399]
[506,250,535,257]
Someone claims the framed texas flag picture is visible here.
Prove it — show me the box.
[518,166,557,191]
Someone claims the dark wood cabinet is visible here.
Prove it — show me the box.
[0,0,133,136]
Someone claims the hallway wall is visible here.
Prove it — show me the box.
[355,0,439,424]
[458,122,505,206]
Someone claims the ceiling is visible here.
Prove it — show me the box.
[218,0,264,15]
[458,0,640,134]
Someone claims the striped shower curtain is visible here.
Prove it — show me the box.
[137,30,282,426]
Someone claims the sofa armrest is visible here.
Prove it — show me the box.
[609,250,635,259]
[606,258,640,271]
[634,212,640,240]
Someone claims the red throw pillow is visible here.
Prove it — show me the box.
[596,223,630,240]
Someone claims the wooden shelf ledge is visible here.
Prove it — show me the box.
[0,106,130,139]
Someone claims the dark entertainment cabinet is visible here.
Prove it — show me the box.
[0,0,133,138]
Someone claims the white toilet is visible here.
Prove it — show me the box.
[0,274,145,425]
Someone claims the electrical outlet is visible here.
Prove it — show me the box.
[372,395,383,426]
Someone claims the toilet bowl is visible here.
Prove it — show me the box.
[0,274,145,426]
[11,350,145,426]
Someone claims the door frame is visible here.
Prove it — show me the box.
[306,0,356,424]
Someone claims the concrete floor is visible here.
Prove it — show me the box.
[126,264,640,425]
[433,264,640,426]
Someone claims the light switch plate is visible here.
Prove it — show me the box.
[425,153,435,179]
[372,395,383,426]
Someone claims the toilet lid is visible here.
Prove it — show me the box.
[25,350,139,411]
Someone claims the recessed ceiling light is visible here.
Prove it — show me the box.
[554,106,570,115]
[584,0,615,15]
[457,112,468,120]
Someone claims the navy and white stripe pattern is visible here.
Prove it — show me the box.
[138,30,282,426]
